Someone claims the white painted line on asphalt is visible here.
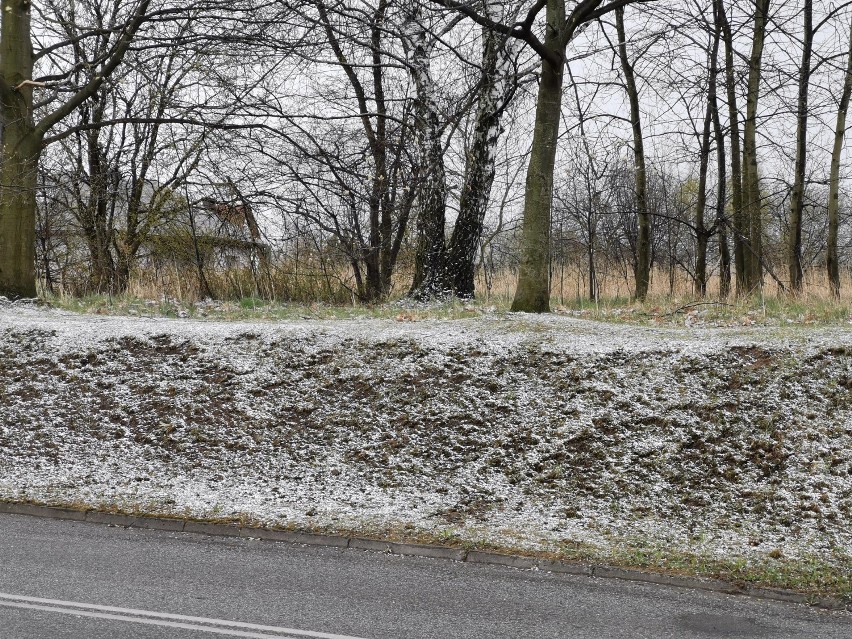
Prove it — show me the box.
[0,601,302,638]
[0,592,370,639]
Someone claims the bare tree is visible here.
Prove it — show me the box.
[444,1,522,298]
[613,5,651,300]
[827,15,852,298]
[0,0,157,298]
[695,0,724,298]
[431,0,644,312]
[403,3,453,298]
[741,0,771,292]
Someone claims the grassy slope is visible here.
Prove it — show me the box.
[1,300,851,602]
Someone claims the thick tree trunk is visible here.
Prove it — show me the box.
[407,10,447,299]
[787,0,812,293]
[446,12,517,299]
[363,243,383,303]
[827,21,852,299]
[0,0,38,299]
[615,8,650,301]
[0,133,39,299]
[114,253,132,295]
[511,0,565,313]
[741,0,770,292]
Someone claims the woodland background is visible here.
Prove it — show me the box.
[2,0,852,308]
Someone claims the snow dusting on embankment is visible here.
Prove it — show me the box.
[1,302,850,573]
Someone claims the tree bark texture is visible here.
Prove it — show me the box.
[446,4,518,298]
[407,10,448,299]
[79,103,120,294]
[0,0,38,299]
[711,47,731,300]
[695,102,712,298]
[741,0,770,292]
[827,18,852,299]
[615,7,650,301]
[717,0,747,295]
[695,3,723,298]
[511,0,566,313]
[787,0,812,292]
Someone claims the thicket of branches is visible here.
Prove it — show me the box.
[3,0,852,306]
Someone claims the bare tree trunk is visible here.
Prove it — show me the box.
[446,4,518,298]
[406,8,447,299]
[80,115,119,294]
[827,19,852,299]
[741,0,770,292]
[615,7,650,301]
[718,215,732,298]
[787,0,812,293]
[373,1,395,299]
[0,0,38,299]
[712,74,731,300]
[695,6,722,298]
[511,0,566,313]
[695,118,710,298]
[588,189,599,301]
[319,0,389,303]
[717,0,747,295]
[187,199,213,299]
[710,2,731,299]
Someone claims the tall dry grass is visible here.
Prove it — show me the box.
[122,260,852,306]
[477,264,852,307]
[45,253,852,326]
[123,260,357,305]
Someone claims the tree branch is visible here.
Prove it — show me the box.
[42,117,270,146]
[562,0,653,48]
[34,0,153,139]
[314,0,379,154]
[427,0,556,65]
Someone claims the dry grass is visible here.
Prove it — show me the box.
[41,263,852,327]
[123,261,356,305]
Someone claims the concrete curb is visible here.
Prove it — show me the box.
[1,502,848,612]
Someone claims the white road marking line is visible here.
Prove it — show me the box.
[0,601,303,638]
[0,592,370,639]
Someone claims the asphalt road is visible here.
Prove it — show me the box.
[0,513,849,638]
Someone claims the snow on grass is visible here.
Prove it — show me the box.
[1,302,851,588]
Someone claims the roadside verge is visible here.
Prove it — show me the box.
[2,501,848,613]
